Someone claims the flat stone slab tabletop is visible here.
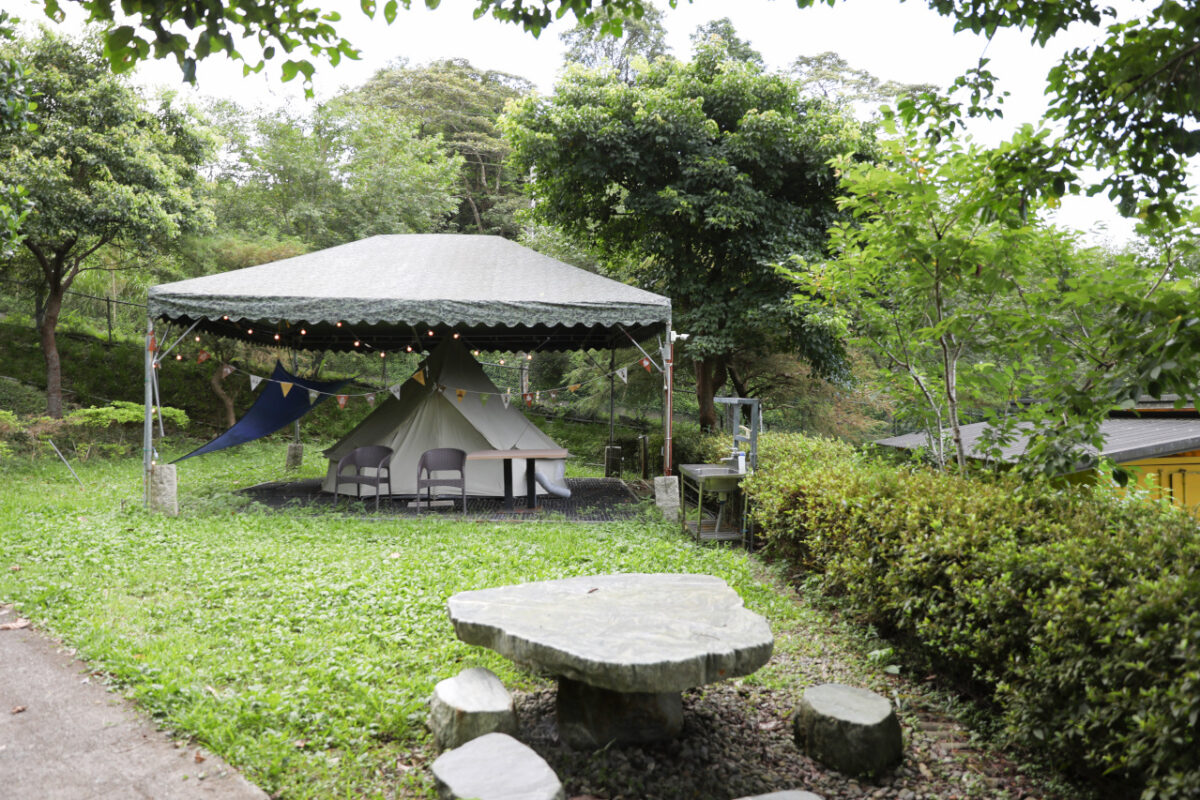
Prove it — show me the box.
[447,573,774,747]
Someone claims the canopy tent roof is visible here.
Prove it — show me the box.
[147,234,672,353]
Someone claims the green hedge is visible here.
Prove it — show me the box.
[744,433,1200,798]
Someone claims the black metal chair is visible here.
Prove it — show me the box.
[417,447,467,514]
[334,445,394,511]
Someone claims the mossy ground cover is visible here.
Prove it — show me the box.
[0,440,853,798]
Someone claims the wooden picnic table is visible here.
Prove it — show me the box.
[466,448,569,510]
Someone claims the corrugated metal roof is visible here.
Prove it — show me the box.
[876,417,1200,468]
[148,234,671,352]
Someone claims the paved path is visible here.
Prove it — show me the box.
[0,605,267,800]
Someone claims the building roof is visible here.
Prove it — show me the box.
[147,234,672,353]
[876,416,1200,469]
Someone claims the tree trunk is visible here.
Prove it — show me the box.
[211,365,237,429]
[694,356,728,432]
[39,287,65,418]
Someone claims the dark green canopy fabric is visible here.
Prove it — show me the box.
[147,234,671,353]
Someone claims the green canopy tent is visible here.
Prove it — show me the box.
[143,234,675,500]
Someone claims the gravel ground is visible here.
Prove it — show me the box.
[511,681,1063,800]
[496,592,1093,800]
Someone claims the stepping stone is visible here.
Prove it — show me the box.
[430,732,564,800]
[733,793,824,800]
[428,667,516,750]
[793,683,903,777]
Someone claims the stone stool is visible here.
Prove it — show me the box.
[733,792,824,800]
[428,667,516,750]
[793,683,903,777]
[430,732,564,800]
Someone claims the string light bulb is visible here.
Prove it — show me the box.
[175,354,182,361]
[336,321,343,328]
[246,328,253,335]
[379,351,386,358]
[194,335,200,342]
[452,332,459,339]
[406,345,413,353]
[353,340,361,347]
[222,315,229,321]
[526,353,533,361]
[300,328,307,335]
[427,329,434,337]
[273,333,280,341]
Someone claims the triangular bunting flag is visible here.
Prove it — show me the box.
[502,393,510,409]
[221,363,235,378]
[389,383,402,400]
[455,388,466,403]
[308,389,319,405]
[480,393,489,406]
[568,383,581,393]
[249,374,262,391]
[279,381,293,398]
[196,349,210,364]
[550,391,557,400]
[641,357,652,373]
[412,368,426,386]
[366,393,376,407]
[336,394,348,409]
[617,367,628,384]
[523,392,533,407]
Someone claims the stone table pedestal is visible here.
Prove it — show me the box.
[447,573,774,747]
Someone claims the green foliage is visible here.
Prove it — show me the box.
[39,0,665,92]
[66,400,188,430]
[346,58,532,237]
[503,43,876,426]
[560,3,669,82]
[0,29,210,418]
[207,100,461,250]
[796,0,1200,221]
[747,432,1200,797]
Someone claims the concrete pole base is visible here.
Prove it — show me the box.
[149,463,178,517]
[286,442,304,470]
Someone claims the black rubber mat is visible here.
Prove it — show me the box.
[238,477,650,522]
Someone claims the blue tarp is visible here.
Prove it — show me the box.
[173,362,348,463]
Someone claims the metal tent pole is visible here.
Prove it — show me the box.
[664,321,674,476]
[142,314,154,506]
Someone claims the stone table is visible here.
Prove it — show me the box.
[446,572,774,747]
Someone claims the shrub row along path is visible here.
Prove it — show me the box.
[0,604,265,800]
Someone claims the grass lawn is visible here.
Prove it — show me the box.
[0,439,892,798]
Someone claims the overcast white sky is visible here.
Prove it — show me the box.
[7,0,1145,242]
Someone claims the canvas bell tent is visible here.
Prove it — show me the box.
[322,338,565,498]
[143,234,673,498]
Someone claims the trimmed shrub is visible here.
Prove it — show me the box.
[744,432,1200,798]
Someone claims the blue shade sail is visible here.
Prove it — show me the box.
[172,361,348,463]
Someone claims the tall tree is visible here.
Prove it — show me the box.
[207,101,461,250]
[504,41,875,429]
[348,59,532,237]
[0,30,210,418]
[560,4,669,82]
[689,18,762,66]
[0,11,32,253]
[791,51,935,110]
[789,118,1066,469]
